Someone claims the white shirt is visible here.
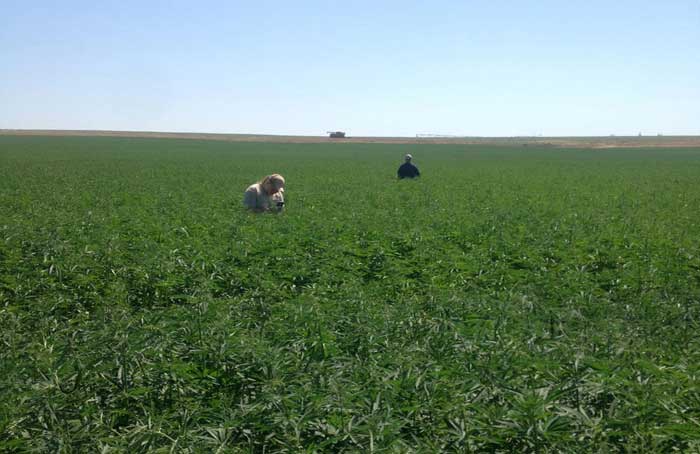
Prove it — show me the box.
[243,183,284,211]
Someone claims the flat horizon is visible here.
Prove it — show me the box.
[4,128,700,149]
[3,128,699,139]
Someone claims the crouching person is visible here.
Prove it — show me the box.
[243,174,286,213]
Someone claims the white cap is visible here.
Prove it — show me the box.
[404,153,413,161]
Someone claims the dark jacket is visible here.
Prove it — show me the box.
[397,162,420,179]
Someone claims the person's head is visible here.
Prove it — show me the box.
[404,153,413,162]
[260,174,285,195]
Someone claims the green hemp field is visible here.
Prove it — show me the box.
[2,136,700,452]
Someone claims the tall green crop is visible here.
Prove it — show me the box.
[1,136,700,452]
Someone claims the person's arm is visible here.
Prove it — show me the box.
[271,191,285,212]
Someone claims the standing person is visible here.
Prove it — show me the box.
[397,154,420,179]
[243,174,285,212]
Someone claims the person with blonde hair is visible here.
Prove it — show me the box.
[243,174,286,212]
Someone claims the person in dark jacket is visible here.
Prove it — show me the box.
[397,154,420,179]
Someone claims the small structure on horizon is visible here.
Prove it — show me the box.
[328,131,346,138]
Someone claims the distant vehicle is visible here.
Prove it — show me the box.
[328,131,346,138]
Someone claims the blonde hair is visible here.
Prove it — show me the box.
[259,174,285,190]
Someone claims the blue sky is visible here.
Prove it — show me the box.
[1,0,698,136]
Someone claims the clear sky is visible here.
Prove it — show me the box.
[1,1,698,137]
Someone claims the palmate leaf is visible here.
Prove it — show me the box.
[655,423,700,438]
[3,137,700,451]
[540,415,572,437]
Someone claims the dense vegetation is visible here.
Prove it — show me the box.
[1,136,699,452]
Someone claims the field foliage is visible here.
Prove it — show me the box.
[1,136,700,452]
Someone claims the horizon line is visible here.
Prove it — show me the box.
[2,128,699,140]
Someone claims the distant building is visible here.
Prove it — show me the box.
[328,131,346,138]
